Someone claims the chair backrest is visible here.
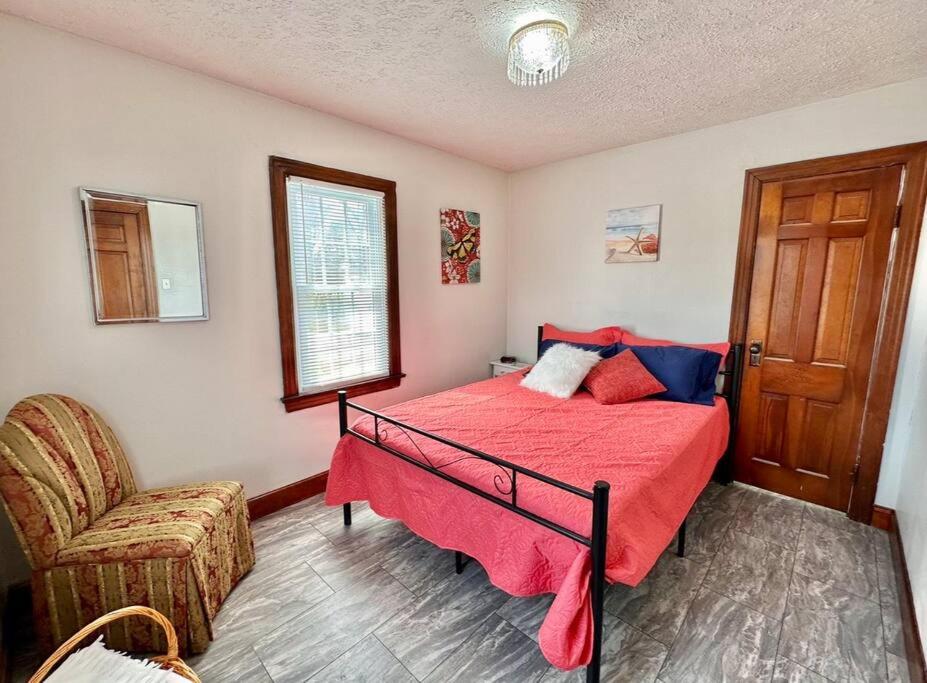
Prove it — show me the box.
[0,394,137,568]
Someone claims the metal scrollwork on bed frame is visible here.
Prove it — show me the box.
[338,327,744,683]
[372,420,516,497]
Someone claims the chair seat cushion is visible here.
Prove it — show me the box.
[57,482,243,565]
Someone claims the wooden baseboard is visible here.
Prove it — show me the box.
[247,470,328,520]
[883,508,926,683]
[871,505,893,531]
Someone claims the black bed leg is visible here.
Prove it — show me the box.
[338,393,352,527]
[338,390,348,436]
[455,551,465,574]
[587,481,610,683]
[677,517,687,557]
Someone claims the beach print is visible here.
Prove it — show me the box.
[605,204,661,263]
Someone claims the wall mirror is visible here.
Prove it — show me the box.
[80,188,209,323]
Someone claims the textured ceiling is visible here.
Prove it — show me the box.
[4,0,927,170]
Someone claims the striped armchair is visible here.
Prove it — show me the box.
[0,394,255,655]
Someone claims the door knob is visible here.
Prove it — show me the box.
[749,340,763,367]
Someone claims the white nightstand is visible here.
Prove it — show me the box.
[490,360,531,378]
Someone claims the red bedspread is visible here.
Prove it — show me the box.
[326,370,729,670]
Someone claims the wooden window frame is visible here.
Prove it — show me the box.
[727,141,927,523]
[269,156,402,412]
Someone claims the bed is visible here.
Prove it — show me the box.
[325,329,743,682]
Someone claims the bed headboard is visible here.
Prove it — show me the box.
[535,325,743,480]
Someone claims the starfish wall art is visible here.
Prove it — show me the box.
[605,204,661,263]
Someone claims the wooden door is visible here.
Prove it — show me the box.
[734,165,903,510]
[89,199,159,320]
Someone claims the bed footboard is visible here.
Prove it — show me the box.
[337,389,611,682]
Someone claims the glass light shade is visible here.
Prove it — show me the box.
[507,20,570,87]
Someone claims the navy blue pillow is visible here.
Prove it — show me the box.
[537,339,623,359]
[615,343,722,406]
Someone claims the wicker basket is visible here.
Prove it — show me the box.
[29,606,201,682]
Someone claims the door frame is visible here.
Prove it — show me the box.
[728,141,927,523]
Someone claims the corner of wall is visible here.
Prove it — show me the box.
[503,171,515,354]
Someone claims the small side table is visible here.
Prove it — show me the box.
[490,360,531,378]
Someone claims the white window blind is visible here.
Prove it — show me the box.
[286,176,390,393]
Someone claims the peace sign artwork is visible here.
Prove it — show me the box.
[440,208,481,284]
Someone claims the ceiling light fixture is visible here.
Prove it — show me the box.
[507,19,570,87]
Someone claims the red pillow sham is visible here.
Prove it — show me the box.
[542,323,623,347]
[620,331,730,359]
[583,350,667,405]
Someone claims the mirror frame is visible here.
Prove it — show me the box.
[79,187,210,324]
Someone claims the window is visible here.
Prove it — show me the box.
[270,157,401,411]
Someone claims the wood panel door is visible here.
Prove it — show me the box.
[734,165,903,510]
[89,199,159,320]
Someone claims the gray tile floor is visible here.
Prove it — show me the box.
[10,483,914,682]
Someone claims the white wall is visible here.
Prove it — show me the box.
[892,214,927,655]
[0,16,508,581]
[895,350,927,656]
[506,77,927,510]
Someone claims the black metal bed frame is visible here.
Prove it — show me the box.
[337,330,744,682]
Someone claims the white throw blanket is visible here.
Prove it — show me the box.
[45,637,190,683]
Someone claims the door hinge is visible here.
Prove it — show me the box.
[851,462,860,480]
[893,203,902,228]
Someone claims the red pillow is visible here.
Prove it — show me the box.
[542,323,623,347]
[583,350,667,405]
[620,331,730,359]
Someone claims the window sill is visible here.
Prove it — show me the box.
[281,373,405,412]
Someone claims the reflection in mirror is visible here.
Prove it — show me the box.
[80,188,208,323]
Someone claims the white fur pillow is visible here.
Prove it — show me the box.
[521,343,601,399]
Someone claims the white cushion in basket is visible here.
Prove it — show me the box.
[46,636,189,683]
[521,343,601,399]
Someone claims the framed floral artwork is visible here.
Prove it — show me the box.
[441,209,480,284]
[605,204,661,263]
